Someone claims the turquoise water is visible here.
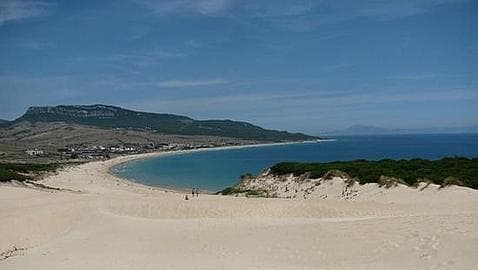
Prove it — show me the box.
[112,134,478,192]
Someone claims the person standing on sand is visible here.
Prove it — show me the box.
[185,194,189,200]
[191,188,195,197]
[195,188,199,197]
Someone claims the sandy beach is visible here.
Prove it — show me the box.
[1,149,478,270]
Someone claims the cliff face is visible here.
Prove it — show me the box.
[12,104,317,142]
[25,105,121,118]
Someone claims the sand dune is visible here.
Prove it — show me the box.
[1,153,477,269]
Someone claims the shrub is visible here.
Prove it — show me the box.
[0,163,61,182]
[440,176,464,188]
[377,176,408,188]
[270,157,478,190]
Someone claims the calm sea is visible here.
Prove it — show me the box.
[112,134,478,192]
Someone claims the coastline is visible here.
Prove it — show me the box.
[1,139,477,269]
[111,139,320,167]
[106,137,478,193]
[106,140,319,193]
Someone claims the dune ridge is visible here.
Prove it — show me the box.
[1,151,477,269]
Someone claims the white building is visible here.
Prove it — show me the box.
[25,149,45,156]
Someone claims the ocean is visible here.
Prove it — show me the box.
[111,134,478,192]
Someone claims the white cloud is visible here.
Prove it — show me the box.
[19,39,55,50]
[322,63,354,71]
[243,1,314,18]
[126,87,478,114]
[110,49,187,62]
[66,76,231,90]
[140,0,468,21]
[262,0,470,30]
[72,49,187,71]
[152,50,187,58]
[0,0,51,26]
[157,78,230,88]
[386,73,474,80]
[118,86,477,131]
[353,0,466,20]
[139,0,470,34]
[142,0,232,15]
[112,50,185,72]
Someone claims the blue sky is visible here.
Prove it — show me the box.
[0,0,477,134]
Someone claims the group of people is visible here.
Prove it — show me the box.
[184,188,199,200]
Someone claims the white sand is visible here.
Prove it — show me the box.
[1,150,478,269]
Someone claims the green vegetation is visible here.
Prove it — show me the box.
[270,157,478,189]
[14,105,316,142]
[0,163,61,182]
[240,173,254,179]
[217,187,269,197]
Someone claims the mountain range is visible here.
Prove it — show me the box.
[9,104,316,142]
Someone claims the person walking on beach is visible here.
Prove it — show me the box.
[195,188,199,197]
[192,188,195,197]
[185,194,189,200]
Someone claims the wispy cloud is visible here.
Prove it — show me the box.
[157,78,230,88]
[140,0,469,22]
[266,0,470,31]
[126,87,478,114]
[119,86,478,131]
[19,39,55,50]
[386,73,475,80]
[140,0,315,18]
[0,74,83,119]
[108,49,187,67]
[0,0,51,26]
[91,76,232,90]
[355,0,467,20]
[0,38,56,50]
[137,0,472,35]
[141,0,232,16]
[72,48,188,72]
[243,1,314,18]
[322,63,354,71]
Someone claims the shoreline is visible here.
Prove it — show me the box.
[2,140,478,269]
[105,140,319,193]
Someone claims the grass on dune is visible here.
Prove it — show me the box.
[0,163,61,182]
[269,157,478,189]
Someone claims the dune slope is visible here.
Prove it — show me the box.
[1,155,477,270]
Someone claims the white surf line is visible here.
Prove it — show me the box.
[104,139,335,193]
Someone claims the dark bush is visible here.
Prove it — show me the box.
[270,157,478,189]
[0,163,61,182]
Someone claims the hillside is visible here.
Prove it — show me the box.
[0,121,262,162]
[13,105,316,142]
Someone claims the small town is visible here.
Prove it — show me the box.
[2,1,476,269]
[25,141,243,160]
